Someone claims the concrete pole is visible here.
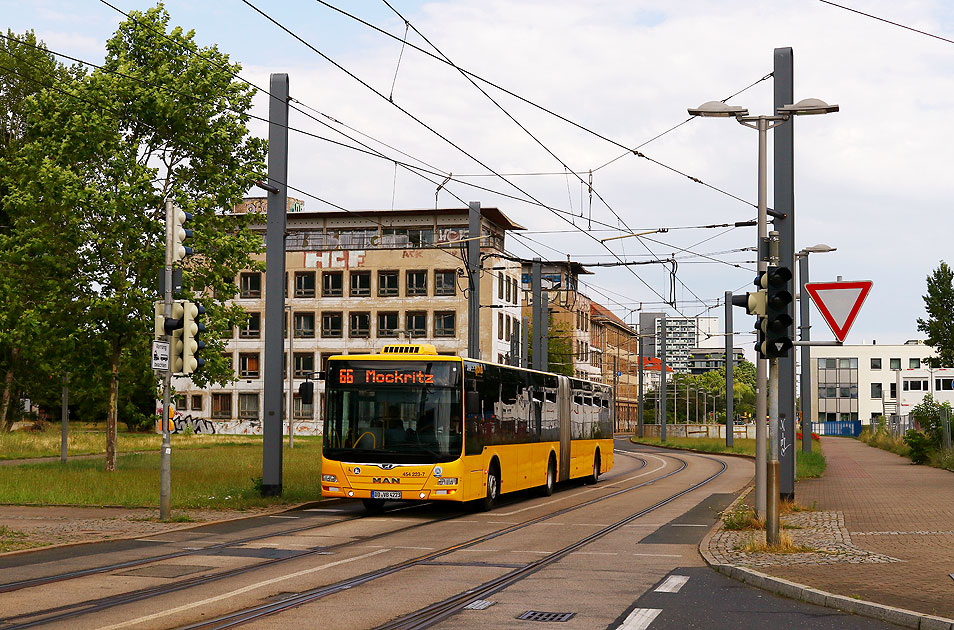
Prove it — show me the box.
[799,253,812,453]
[467,202,481,360]
[637,334,644,438]
[287,305,294,448]
[521,316,529,368]
[660,315,667,442]
[754,116,768,522]
[541,289,549,372]
[532,258,543,371]
[262,72,289,497]
[767,357,781,545]
[726,291,734,447]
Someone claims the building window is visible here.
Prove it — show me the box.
[434,270,457,296]
[378,312,398,337]
[498,272,504,299]
[378,270,399,296]
[406,270,427,296]
[238,393,259,419]
[909,358,921,369]
[505,315,511,341]
[498,312,504,340]
[936,378,954,391]
[239,353,260,378]
[293,396,313,419]
[294,312,316,338]
[350,271,371,297]
[903,379,928,391]
[239,272,261,298]
[350,312,370,338]
[211,393,232,419]
[240,312,261,339]
[322,311,343,338]
[406,311,426,337]
[434,311,456,337]
[890,358,901,370]
[511,277,518,304]
[322,271,343,297]
[870,358,881,370]
[294,352,314,379]
[505,276,512,303]
[294,271,316,298]
[871,382,883,398]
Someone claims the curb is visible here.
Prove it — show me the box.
[698,515,954,630]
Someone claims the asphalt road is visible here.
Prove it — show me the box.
[0,437,900,630]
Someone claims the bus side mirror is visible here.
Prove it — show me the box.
[465,391,480,415]
[298,381,314,405]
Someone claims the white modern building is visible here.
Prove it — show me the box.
[809,340,954,424]
[639,313,720,373]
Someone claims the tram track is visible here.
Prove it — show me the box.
[170,449,712,630]
[0,454,651,629]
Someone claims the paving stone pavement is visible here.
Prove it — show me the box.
[704,437,954,623]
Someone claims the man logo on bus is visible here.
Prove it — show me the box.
[373,477,400,484]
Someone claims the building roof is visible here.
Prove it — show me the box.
[236,199,525,231]
[590,302,630,329]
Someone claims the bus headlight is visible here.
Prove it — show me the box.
[436,477,458,485]
[322,474,337,483]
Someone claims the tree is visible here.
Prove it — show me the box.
[917,261,954,368]
[0,30,76,431]
[3,5,266,469]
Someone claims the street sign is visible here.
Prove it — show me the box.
[804,280,873,342]
[152,340,170,371]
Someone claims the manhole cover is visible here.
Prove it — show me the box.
[116,564,213,578]
[464,600,496,610]
[516,611,575,622]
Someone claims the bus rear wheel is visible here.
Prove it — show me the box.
[541,457,556,496]
[361,498,385,512]
[586,452,601,484]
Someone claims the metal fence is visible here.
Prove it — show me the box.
[881,410,952,448]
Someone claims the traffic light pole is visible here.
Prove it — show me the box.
[754,117,770,522]
[767,356,781,545]
[160,198,174,521]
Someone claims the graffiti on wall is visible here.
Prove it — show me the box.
[155,404,322,436]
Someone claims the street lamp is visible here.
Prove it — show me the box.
[689,96,838,544]
[796,243,837,454]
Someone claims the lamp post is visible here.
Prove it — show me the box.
[796,244,836,454]
[689,96,838,544]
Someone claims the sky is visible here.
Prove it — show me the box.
[4,0,954,356]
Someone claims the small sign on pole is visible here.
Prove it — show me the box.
[804,280,873,342]
[152,340,170,371]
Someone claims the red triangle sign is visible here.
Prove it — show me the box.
[804,280,873,342]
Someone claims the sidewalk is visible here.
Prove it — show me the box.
[703,437,954,628]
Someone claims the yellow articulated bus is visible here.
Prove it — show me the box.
[320,344,614,511]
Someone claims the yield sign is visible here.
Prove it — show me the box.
[804,280,873,342]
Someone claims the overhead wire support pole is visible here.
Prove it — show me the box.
[160,198,174,521]
[262,72,289,497]
[660,315,667,443]
[725,291,734,448]
[467,202,481,359]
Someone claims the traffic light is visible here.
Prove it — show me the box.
[298,381,314,405]
[173,208,193,261]
[760,265,794,358]
[166,301,186,373]
[181,301,206,375]
[731,281,768,357]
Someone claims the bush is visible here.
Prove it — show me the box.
[904,430,933,465]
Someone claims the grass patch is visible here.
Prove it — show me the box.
[858,426,910,458]
[0,525,45,553]
[632,435,826,480]
[0,437,323,509]
[930,448,954,472]
[721,502,764,531]
[0,428,313,460]
[736,531,816,554]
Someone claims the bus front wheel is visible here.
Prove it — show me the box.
[479,465,500,511]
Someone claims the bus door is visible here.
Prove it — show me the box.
[558,376,571,481]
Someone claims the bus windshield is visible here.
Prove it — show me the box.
[323,360,463,464]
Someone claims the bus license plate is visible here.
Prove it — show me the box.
[372,491,402,499]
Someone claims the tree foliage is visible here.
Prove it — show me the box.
[1,6,266,469]
[916,261,954,368]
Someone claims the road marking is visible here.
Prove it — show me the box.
[135,538,177,543]
[655,575,689,593]
[617,608,661,630]
[632,553,683,558]
[269,515,300,519]
[576,551,618,555]
[670,523,708,527]
[394,546,435,550]
[303,508,346,512]
[494,454,669,516]
[97,548,389,630]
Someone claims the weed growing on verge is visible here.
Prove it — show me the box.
[737,532,816,554]
[721,503,764,531]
